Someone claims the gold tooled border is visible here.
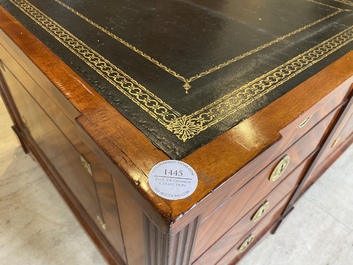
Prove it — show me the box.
[9,0,353,141]
[335,0,353,6]
[169,26,353,141]
[10,0,181,123]
[53,0,346,94]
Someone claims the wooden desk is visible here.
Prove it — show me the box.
[1,1,353,264]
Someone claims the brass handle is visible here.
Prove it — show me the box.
[80,154,93,176]
[251,201,270,222]
[0,59,5,71]
[297,115,312,129]
[269,155,290,182]
[331,137,341,148]
[238,234,255,253]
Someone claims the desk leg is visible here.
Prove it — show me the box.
[143,215,201,265]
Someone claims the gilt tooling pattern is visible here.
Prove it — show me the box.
[1,0,353,158]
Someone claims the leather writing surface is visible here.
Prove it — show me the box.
[1,0,353,159]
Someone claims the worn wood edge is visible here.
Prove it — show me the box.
[0,7,166,172]
[175,51,353,231]
[1,6,353,232]
[0,7,175,225]
[0,52,123,263]
[0,32,174,231]
[75,116,175,232]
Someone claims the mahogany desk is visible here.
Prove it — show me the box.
[1,0,353,264]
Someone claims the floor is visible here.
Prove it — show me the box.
[1,95,353,265]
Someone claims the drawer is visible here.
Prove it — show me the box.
[337,112,353,144]
[77,127,127,262]
[279,83,351,147]
[0,44,80,147]
[200,103,340,221]
[300,96,353,194]
[4,66,101,217]
[197,99,347,222]
[193,155,313,264]
[316,102,353,167]
[0,43,79,122]
[193,107,339,258]
[215,191,289,265]
[1,60,126,259]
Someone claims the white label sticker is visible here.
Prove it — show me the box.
[148,160,198,200]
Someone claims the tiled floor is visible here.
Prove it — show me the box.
[1,95,353,265]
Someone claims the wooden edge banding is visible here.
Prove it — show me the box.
[2,4,353,232]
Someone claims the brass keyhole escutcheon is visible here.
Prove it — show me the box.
[269,155,290,182]
[238,234,255,253]
[251,201,270,222]
[96,215,107,230]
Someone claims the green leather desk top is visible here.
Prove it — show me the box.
[1,0,353,158]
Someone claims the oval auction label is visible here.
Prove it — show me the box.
[148,160,198,200]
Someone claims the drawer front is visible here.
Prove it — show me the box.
[215,193,288,265]
[3,65,102,220]
[300,95,353,194]
[77,127,127,262]
[200,104,339,221]
[316,103,353,167]
[0,43,79,121]
[279,84,350,146]
[197,98,347,222]
[0,44,79,145]
[193,107,339,258]
[193,156,312,264]
[1,59,126,260]
[337,112,353,143]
